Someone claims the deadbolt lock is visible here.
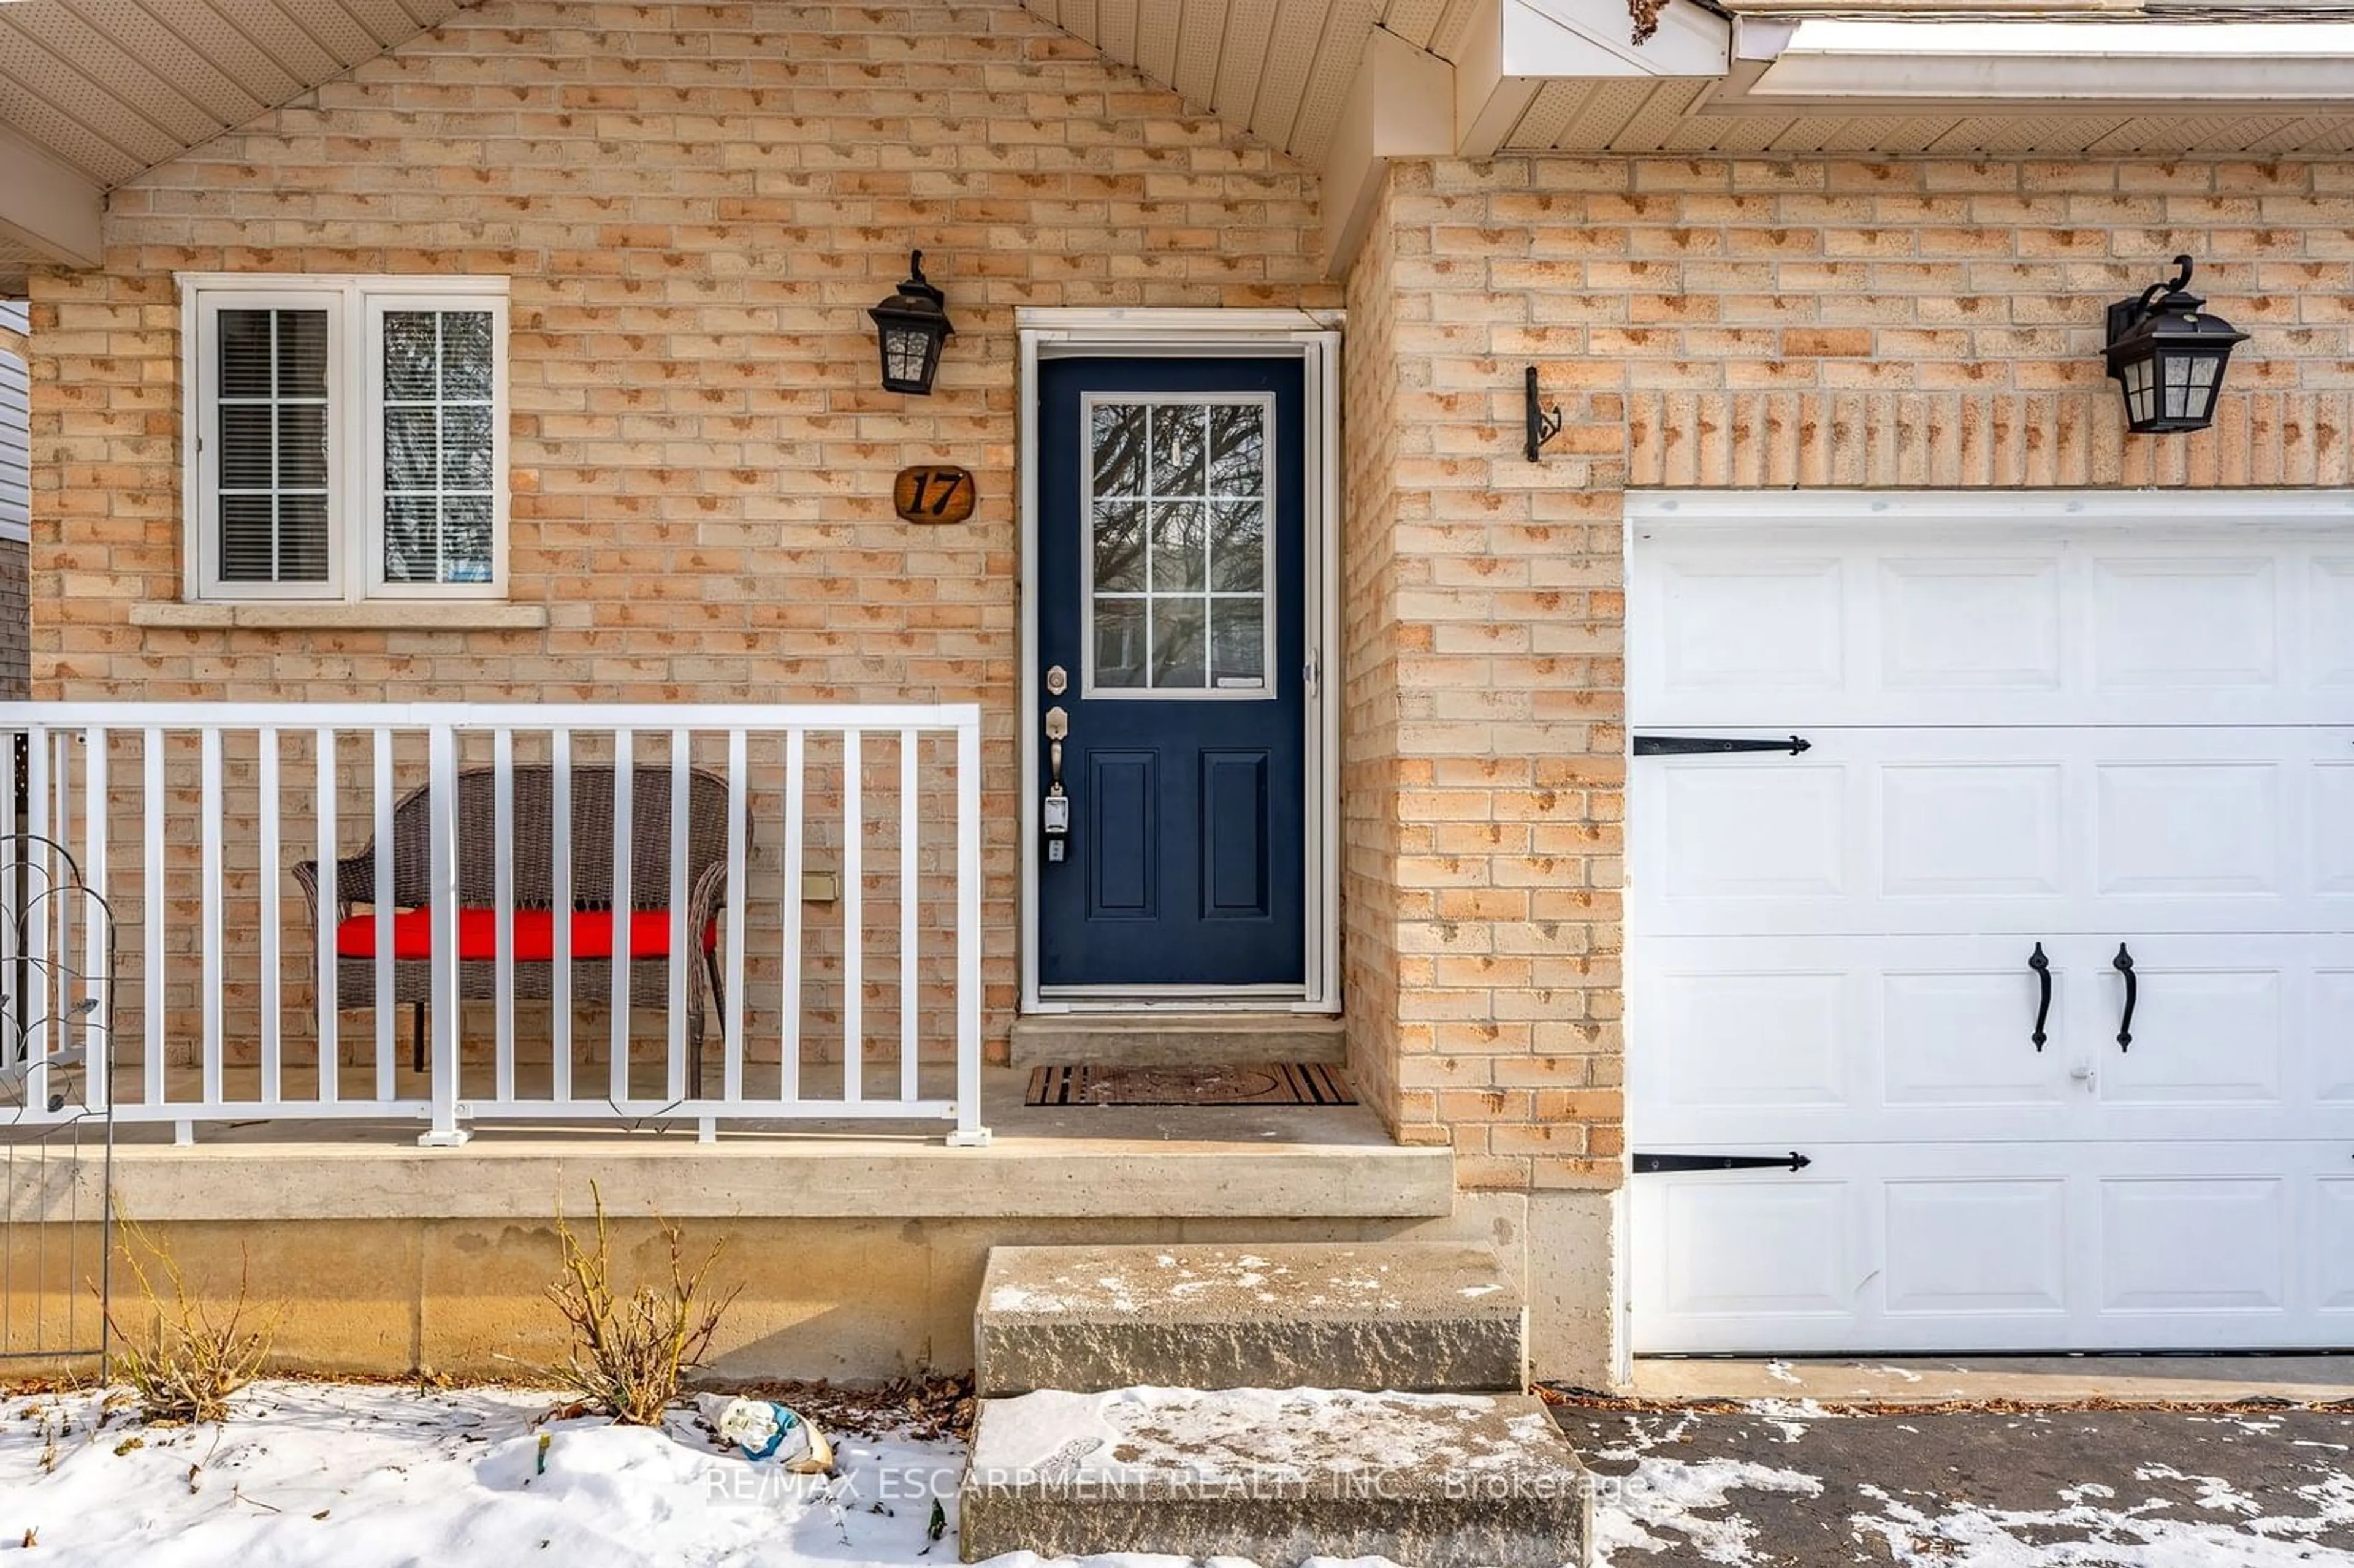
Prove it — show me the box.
[1045,664,1068,696]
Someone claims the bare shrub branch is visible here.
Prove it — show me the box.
[101,1213,280,1425]
[544,1182,741,1425]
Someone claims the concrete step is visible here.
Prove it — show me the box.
[976,1241,1526,1396]
[1009,1012,1345,1068]
[958,1386,1591,1568]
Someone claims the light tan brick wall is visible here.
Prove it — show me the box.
[1339,167,1407,1142]
[26,0,1339,1076]
[1350,153,2354,1192]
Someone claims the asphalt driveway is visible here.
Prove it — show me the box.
[1555,1399,2354,1566]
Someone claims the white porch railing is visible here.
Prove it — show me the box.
[0,703,988,1147]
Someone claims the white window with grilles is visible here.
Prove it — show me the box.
[183,275,509,603]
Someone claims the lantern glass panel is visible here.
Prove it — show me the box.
[882,324,937,392]
[2163,352,2195,422]
[2122,354,2154,427]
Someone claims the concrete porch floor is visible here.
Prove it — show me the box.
[3,1066,1487,1382]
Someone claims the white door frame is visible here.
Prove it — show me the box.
[1016,308,1344,1015]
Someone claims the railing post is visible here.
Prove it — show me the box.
[198,726,223,1115]
[25,723,49,1117]
[948,710,989,1148]
[146,729,165,1112]
[82,725,109,1115]
[419,722,470,1147]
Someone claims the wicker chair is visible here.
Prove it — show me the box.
[293,764,742,1084]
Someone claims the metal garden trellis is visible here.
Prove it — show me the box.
[0,811,117,1377]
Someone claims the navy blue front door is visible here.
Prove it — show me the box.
[1037,357,1306,989]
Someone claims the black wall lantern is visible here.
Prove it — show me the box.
[869,250,954,395]
[2104,255,2248,435]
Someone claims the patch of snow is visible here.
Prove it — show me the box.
[1762,1361,1802,1387]
[1848,1469,2354,1567]
[986,1285,1069,1315]
[1745,1398,1833,1445]
[969,1387,1537,1486]
[1594,1455,1823,1566]
[0,1382,964,1568]
[1458,1284,1503,1298]
[0,1382,1427,1568]
[2133,1462,2263,1518]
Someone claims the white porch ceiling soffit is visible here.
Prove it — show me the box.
[0,0,465,292]
[1027,0,2354,275]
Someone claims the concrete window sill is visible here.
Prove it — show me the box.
[131,602,550,632]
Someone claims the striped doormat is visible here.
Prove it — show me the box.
[1024,1061,1357,1108]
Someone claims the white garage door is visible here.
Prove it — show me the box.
[1628,494,2354,1354]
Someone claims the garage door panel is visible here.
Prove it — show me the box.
[1881,968,2071,1108]
[2313,1181,2354,1312]
[1660,763,1848,899]
[1658,969,1846,1109]
[2095,967,2284,1107]
[2089,554,2280,692]
[1882,763,2064,896]
[2312,972,2354,1102]
[2313,764,2354,894]
[2079,935,2340,1144]
[2312,557,2354,687]
[1651,555,1847,696]
[1883,1178,2069,1316]
[1654,1180,1854,1319]
[1878,555,2063,693]
[1634,1143,2354,1354]
[1638,935,2078,1145]
[1638,728,2351,937]
[1632,525,2354,727]
[1645,934,2346,1146]
[2093,761,2282,898]
[2100,1177,2288,1314]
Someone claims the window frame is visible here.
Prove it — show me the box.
[179,273,511,604]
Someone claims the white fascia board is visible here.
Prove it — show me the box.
[1515,0,1732,79]
[1747,19,2354,103]
[1628,489,2354,530]
[1455,0,1731,156]
[0,126,102,270]
[1325,28,1453,274]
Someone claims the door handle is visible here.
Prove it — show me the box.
[2028,942,2051,1052]
[1044,705,1068,796]
[2112,942,2137,1052]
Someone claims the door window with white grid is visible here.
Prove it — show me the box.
[1083,394,1274,696]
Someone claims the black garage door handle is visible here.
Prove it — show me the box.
[2029,942,2051,1052]
[2112,942,2137,1052]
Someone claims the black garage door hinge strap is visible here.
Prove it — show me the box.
[1634,1151,1813,1174]
[1633,734,1811,757]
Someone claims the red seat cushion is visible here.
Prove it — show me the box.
[335,908,717,962]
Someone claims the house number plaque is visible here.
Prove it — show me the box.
[893,464,977,524]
